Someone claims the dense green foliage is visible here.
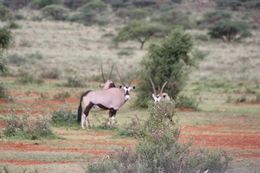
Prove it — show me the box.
[113,21,168,49]
[0,27,12,73]
[214,0,260,10]
[135,29,194,107]
[88,101,232,173]
[208,20,251,42]
[0,27,12,51]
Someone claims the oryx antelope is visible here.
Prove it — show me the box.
[77,80,135,129]
[150,79,170,103]
[100,64,116,89]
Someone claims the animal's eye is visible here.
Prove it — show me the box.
[163,95,166,98]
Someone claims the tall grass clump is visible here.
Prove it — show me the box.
[51,109,77,127]
[3,114,55,140]
[88,101,232,173]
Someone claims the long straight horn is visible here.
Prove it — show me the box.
[100,64,105,82]
[115,66,125,86]
[149,78,157,94]
[109,64,115,79]
[128,79,133,86]
[160,81,168,94]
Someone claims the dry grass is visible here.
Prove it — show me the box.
[189,30,260,83]
[5,20,145,79]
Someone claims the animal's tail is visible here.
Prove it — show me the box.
[77,90,91,123]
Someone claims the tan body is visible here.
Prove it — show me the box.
[82,88,126,110]
[78,85,135,129]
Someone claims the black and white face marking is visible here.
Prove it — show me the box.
[120,86,136,100]
[152,93,170,103]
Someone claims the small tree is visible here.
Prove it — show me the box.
[208,20,251,42]
[135,29,194,107]
[113,21,168,49]
[0,27,13,73]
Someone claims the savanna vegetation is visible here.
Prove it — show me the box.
[0,0,259,172]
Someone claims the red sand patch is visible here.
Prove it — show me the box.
[0,159,80,166]
[0,143,110,155]
[0,121,5,128]
[0,110,45,115]
[180,134,260,150]
[176,107,196,112]
[180,124,260,158]
[0,99,7,105]
[70,139,136,147]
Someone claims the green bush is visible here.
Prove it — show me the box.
[63,76,85,87]
[88,101,232,173]
[32,0,61,9]
[208,20,251,42]
[176,95,199,110]
[42,5,68,20]
[51,109,77,126]
[0,5,11,20]
[0,83,9,99]
[41,68,60,79]
[6,21,20,29]
[0,27,13,51]
[82,0,107,12]
[135,29,194,107]
[3,114,54,140]
[53,91,70,100]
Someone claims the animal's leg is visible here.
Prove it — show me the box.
[108,109,117,125]
[81,113,86,129]
[84,102,94,128]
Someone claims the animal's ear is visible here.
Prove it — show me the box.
[152,93,157,100]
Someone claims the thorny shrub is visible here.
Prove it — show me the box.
[51,109,76,126]
[3,114,53,140]
[88,100,232,173]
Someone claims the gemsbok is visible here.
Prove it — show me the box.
[150,79,170,103]
[100,64,116,89]
[77,80,135,129]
